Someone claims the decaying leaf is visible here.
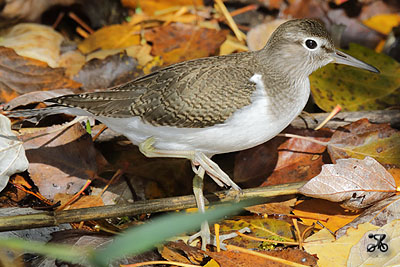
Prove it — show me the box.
[348,219,400,266]
[144,23,228,65]
[0,23,64,68]
[121,0,204,15]
[292,199,360,232]
[20,122,97,199]
[0,46,81,103]
[328,119,400,167]
[310,43,400,112]
[74,52,142,89]
[304,222,379,267]
[207,247,317,267]
[363,14,400,35]
[0,114,29,192]
[78,24,141,54]
[218,217,294,250]
[299,157,397,209]
[336,195,400,238]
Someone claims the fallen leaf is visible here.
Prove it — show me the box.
[327,119,400,167]
[0,114,28,192]
[262,129,331,186]
[234,128,331,187]
[0,23,64,68]
[144,23,227,65]
[336,195,400,238]
[4,89,74,110]
[218,217,295,250]
[78,24,141,54]
[207,247,317,267]
[58,50,86,78]
[160,240,205,265]
[303,222,379,267]
[363,14,400,35]
[54,193,104,209]
[0,46,81,103]
[299,157,397,209]
[247,197,297,216]
[310,43,400,112]
[20,122,97,199]
[74,52,142,89]
[246,19,287,51]
[348,219,400,266]
[121,0,204,15]
[293,199,360,232]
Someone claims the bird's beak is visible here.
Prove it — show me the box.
[331,49,380,73]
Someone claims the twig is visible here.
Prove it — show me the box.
[215,0,246,41]
[0,182,304,231]
[314,105,342,130]
[68,12,94,34]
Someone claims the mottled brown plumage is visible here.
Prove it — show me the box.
[52,53,257,127]
[48,19,338,129]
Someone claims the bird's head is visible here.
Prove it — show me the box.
[261,19,379,78]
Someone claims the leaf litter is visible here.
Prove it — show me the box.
[0,0,400,266]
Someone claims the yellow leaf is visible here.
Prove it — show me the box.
[304,222,379,267]
[310,44,400,112]
[78,24,141,54]
[363,14,400,35]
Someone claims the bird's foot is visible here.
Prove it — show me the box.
[188,220,211,251]
[138,136,156,156]
[188,225,252,250]
[192,152,241,191]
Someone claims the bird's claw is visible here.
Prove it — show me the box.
[139,137,156,156]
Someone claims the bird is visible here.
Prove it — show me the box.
[10,19,379,250]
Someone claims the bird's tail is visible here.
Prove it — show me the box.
[3,106,74,118]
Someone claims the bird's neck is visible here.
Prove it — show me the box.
[254,48,312,117]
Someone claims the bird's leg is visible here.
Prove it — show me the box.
[139,137,241,190]
[187,166,211,250]
[139,137,245,250]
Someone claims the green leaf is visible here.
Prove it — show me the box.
[89,199,260,266]
[310,43,400,111]
[0,238,89,264]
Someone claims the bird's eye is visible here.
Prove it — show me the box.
[305,39,318,50]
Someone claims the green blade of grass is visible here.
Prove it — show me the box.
[0,238,89,264]
[90,198,261,266]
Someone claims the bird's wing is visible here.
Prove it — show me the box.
[49,53,258,128]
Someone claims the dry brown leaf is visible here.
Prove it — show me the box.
[207,247,317,267]
[247,198,296,216]
[292,199,360,232]
[20,123,97,199]
[234,128,331,187]
[348,219,400,265]
[54,193,104,209]
[74,52,142,89]
[336,195,400,238]
[0,46,81,103]
[327,119,400,167]
[299,157,397,210]
[0,23,64,68]
[145,23,227,65]
[304,222,379,267]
